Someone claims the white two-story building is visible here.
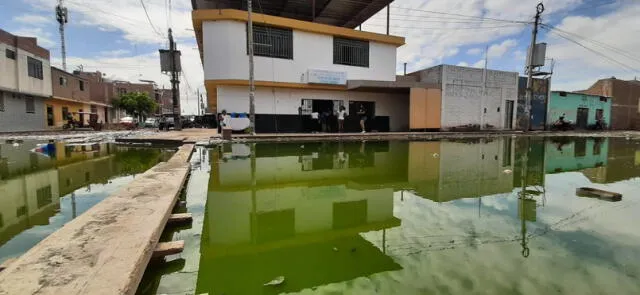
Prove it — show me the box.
[0,29,52,132]
[192,0,412,132]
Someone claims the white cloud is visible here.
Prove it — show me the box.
[467,48,483,55]
[487,39,517,58]
[471,59,486,68]
[457,61,469,67]
[12,27,56,48]
[98,49,131,57]
[12,14,52,26]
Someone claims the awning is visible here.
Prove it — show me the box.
[346,79,440,93]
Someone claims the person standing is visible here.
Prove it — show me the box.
[337,106,346,132]
[357,104,367,133]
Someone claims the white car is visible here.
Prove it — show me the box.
[144,117,158,128]
[119,116,137,128]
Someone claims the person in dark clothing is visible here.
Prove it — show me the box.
[357,105,367,133]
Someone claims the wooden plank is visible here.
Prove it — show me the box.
[152,241,185,258]
[576,187,622,202]
[167,213,193,225]
[0,144,194,295]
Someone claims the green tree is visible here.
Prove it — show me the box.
[112,92,158,123]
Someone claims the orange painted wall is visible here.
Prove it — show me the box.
[45,99,85,128]
[410,88,441,129]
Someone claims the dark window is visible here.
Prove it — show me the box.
[90,105,97,114]
[62,106,69,120]
[247,24,293,59]
[27,56,43,79]
[0,91,4,112]
[575,139,586,157]
[5,49,16,60]
[16,205,27,217]
[559,91,567,97]
[333,37,369,67]
[36,186,52,208]
[79,80,85,91]
[593,139,602,155]
[600,96,607,102]
[117,88,127,96]
[59,77,67,86]
[25,96,35,113]
[0,213,4,228]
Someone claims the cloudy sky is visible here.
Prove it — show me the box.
[1,0,639,114]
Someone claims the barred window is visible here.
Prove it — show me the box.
[333,37,369,67]
[25,96,35,113]
[248,25,293,59]
[0,91,4,112]
[5,49,16,60]
[79,80,85,91]
[27,57,43,79]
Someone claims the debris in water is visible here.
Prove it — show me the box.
[503,169,512,174]
[350,247,356,253]
[432,153,439,158]
[332,247,338,252]
[300,145,304,148]
[264,276,285,286]
[12,142,19,147]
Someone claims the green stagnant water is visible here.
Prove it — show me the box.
[139,136,640,295]
[0,140,175,263]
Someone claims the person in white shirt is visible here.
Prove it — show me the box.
[337,106,346,132]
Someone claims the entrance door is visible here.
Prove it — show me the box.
[504,100,514,129]
[46,105,54,126]
[78,109,84,127]
[576,107,589,129]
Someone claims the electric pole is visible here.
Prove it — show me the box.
[247,0,256,134]
[168,28,182,130]
[524,3,544,132]
[56,0,68,71]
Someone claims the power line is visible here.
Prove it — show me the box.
[368,13,530,24]
[389,5,529,23]
[139,0,164,38]
[365,23,528,31]
[542,26,639,73]
[541,23,640,64]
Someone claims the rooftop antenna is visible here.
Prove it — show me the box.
[56,0,69,71]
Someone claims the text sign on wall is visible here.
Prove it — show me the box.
[307,69,347,85]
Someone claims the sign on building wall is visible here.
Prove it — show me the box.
[307,69,347,85]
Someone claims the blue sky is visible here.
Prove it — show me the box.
[1,0,639,114]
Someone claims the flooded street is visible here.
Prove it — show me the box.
[137,137,640,295]
[0,140,175,263]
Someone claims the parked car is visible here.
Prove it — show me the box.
[119,116,137,129]
[158,116,175,130]
[144,117,159,128]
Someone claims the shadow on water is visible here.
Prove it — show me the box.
[0,141,175,262]
[139,137,640,295]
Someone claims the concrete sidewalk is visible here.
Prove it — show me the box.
[0,145,194,295]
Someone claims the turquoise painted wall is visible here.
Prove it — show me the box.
[547,92,612,128]
[545,138,609,173]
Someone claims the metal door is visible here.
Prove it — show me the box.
[504,100,514,129]
[577,107,589,129]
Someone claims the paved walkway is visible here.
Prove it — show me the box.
[0,145,194,295]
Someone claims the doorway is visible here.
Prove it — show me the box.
[576,107,589,129]
[46,105,54,127]
[504,100,514,129]
[78,109,84,127]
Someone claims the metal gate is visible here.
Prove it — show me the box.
[577,107,589,129]
[504,100,514,129]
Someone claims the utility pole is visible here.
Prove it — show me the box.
[196,88,200,115]
[524,3,544,132]
[247,0,256,134]
[55,0,68,71]
[168,28,182,130]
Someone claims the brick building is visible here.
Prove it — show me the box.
[48,68,110,127]
[579,77,640,130]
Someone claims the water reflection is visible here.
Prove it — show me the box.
[143,137,640,295]
[0,141,173,261]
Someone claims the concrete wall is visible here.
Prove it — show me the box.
[0,34,52,98]
[547,91,611,128]
[0,91,46,132]
[440,65,518,130]
[202,20,397,83]
[580,78,640,130]
[217,85,409,131]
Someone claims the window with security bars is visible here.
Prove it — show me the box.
[25,96,35,113]
[248,25,293,59]
[0,91,4,112]
[333,37,369,67]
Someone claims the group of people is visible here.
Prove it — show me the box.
[312,105,368,133]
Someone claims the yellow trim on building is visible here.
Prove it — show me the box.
[205,79,349,113]
[192,9,405,60]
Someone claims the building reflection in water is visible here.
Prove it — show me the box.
[0,141,172,250]
[198,136,640,293]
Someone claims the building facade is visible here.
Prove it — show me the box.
[579,78,640,130]
[547,91,611,129]
[0,29,52,132]
[409,65,519,131]
[516,77,550,130]
[48,67,109,127]
[193,3,408,132]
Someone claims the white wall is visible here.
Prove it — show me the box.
[0,42,52,98]
[202,21,397,83]
[217,85,409,131]
[440,65,518,130]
